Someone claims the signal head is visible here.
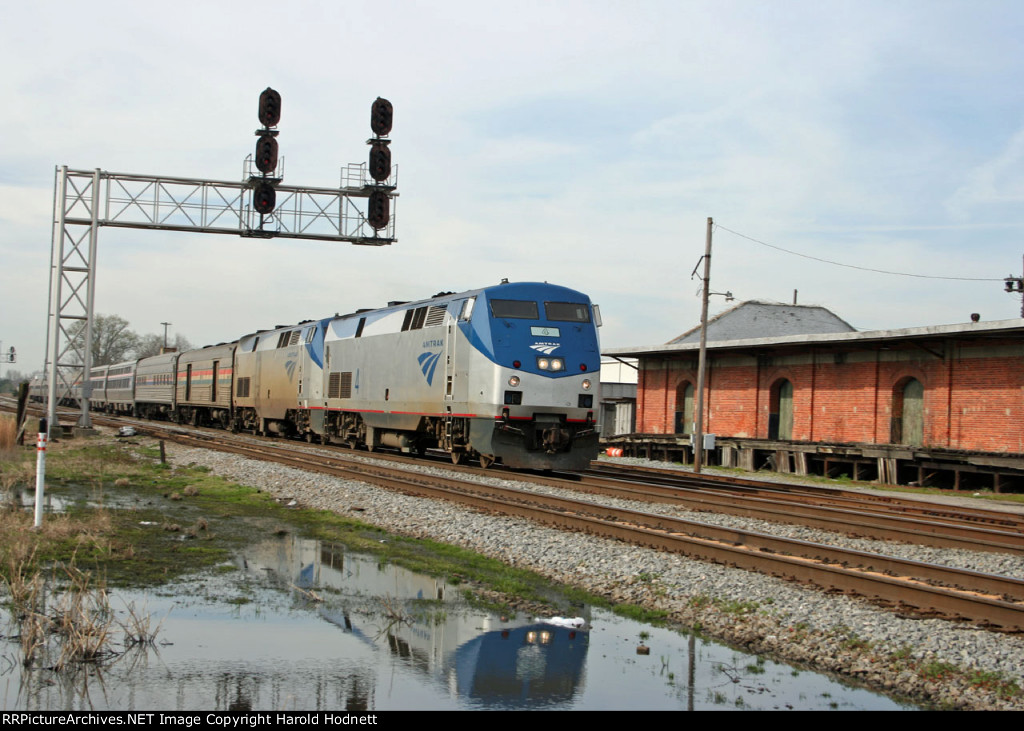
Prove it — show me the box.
[370,97,393,136]
[254,133,279,174]
[368,142,391,182]
[367,191,390,229]
[253,181,276,215]
[258,88,282,128]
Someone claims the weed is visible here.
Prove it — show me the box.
[688,595,712,610]
[840,633,872,651]
[890,645,913,662]
[717,598,759,615]
[921,661,957,680]
[0,415,18,453]
[119,600,165,647]
[966,670,1021,699]
[614,603,668,624]
[52,564,116,668]
[380,594,411,623]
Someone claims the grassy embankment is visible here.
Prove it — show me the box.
[0,416,659,620]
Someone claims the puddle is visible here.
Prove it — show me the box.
[1,533,916,710]
[7,483,143,513]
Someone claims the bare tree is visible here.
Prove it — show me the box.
[68,315,192,365]
[0,368,26,395]
[68,314,139,366]
[136,332,192,359]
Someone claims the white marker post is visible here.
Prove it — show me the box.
[34,418,47,528]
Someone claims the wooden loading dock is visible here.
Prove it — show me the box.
[602,432,1024,492]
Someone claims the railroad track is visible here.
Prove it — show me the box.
[560,464,1024,555]
[14,403,1024,631]
[588,460,1024,530]
[126,421,1024,632]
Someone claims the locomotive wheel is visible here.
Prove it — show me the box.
[450,451,464,465]
[479,454,495,470]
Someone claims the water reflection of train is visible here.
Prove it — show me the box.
[241,533,589,708]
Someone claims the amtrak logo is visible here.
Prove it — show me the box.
[530,342,560,355]
[285,359,297,380]
[418,351,442,386]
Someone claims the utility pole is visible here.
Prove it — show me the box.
[1004,255,1024,318]
[693,217,713,474]
[161,322,172,350]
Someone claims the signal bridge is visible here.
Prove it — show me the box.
[45,91,397,433]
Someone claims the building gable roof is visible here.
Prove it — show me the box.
[668,300,855,344]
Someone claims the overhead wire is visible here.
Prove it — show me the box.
[714,223,1004,282]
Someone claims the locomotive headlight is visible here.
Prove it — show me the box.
[582,379,592,390]
[550,358,565,371]
[538,358,550,370]
[508,375,520,387]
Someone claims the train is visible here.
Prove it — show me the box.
[34,281,602,470]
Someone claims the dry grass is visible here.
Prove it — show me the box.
[3,554,153,668]
[52,564,116,668]
[0,462,34,490]
[0,414,30,487]
[119,599,165,647]
[0,415,17,450]
[0,504,122,668]
[0,507,114,569]
[4,553,48,665]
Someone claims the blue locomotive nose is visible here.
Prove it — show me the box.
[470,283,601,377]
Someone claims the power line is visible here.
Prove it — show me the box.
[715,223,1003,282]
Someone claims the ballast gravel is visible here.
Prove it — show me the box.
[161,440,1024,710]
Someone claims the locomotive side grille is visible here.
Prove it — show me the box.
[236,377,251,398]
[424,305,448,327]
[288,331,301,346]
[401,304,448,331]
[328,372,353,399]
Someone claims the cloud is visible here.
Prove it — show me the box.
[947,123,1024,221]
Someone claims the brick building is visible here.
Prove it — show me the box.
[604,305,1024,489]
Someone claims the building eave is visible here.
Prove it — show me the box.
[604,318,1024,358]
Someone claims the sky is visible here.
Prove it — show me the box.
[4,0,1024,375]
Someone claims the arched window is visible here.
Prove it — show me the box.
[768,379,793,440]
[674,381,694,434]
[891,377,924,445]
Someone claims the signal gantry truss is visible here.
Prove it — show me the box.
[45,162,398,430]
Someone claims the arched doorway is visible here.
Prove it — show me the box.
[674,381,694,434]
[891,377,924,445]
[768,379,793,440]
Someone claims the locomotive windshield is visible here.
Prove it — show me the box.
[544,302,591,322]
[490,299,539,319]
